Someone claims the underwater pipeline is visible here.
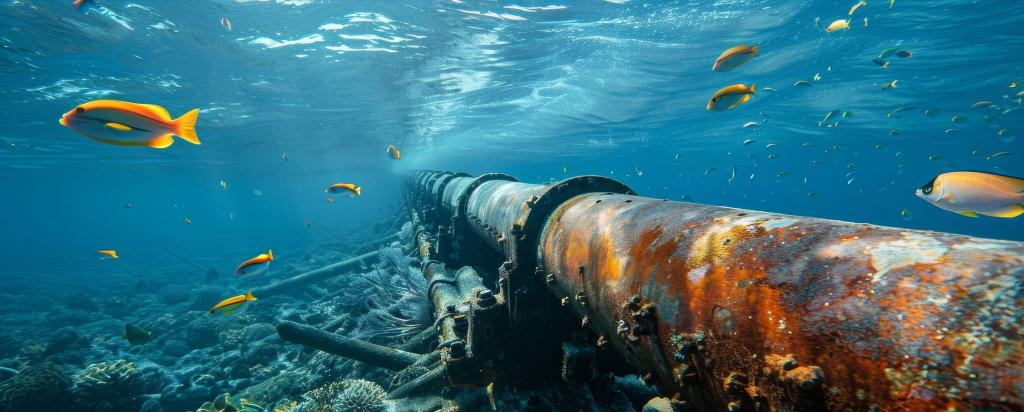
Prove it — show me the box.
[404,170,1022,411]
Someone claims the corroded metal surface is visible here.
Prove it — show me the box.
[538,192,1024,411]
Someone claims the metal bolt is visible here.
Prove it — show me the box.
[561,297,570,306]
[449,341,467,358]
[574,291,588,305]
[545,273,556,283]
[477,290,496,307]
[581,316,590,327]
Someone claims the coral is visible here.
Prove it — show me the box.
[140,397,164,412]
[71,359,147,411]
[352,248,432,342]
[298,379,386,412]
[184,317,223,349]
[0,363,71,410]
[0,333,26,359]
[332,379,386,412]
[42,327,88,357]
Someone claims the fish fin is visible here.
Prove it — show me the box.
[941,192,956,203]
[104,122,132,131]
[987,205,1024,218]
[147,134,175,149]
[173,109,201,145]
[267,249,274,261]
[355,186,362,196]
[750,44,758,56]
[246,291,256,301]
[749,82,756,94]
[728,95,751,110]
[955,210,979,218]
[140,104,172,120]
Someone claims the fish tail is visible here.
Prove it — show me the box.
[749,83,756,94]
[246,290,257,301]
[267,249,274,261]
[355,186,362,196]
[174,109,201,145]
[750,44,759,56]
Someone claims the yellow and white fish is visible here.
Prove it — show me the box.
[97,250,119,259]
[712,44,759,72]
[707,83,755,111]
[386,145,401,160]
[915,171,1024,218]
[59,100,200,149]
[234,249,273,277]
[209,291,257,316]
[826,19,851,32]
[326,183,361,197]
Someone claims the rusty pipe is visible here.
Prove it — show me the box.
[538,192,1023,411]
[407,170,1023,411]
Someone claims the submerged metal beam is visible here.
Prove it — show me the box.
[407,170,1023,411]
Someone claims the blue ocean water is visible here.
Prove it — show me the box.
[0,1,1022,410]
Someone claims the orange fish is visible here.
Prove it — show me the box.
[712,44,759,72]
[220,17,232,31]
[326,183,361,197]
[59,100,200,149]
[707,83,756,111]
[97,250,119,259]
[387,145,401,160]
[235,249,273,277]
[72,0,90,10]
[209,291,257,316]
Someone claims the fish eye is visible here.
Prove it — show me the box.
[75,107,84,114]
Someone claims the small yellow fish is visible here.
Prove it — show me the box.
[184,217,192,225]
[864,17,868,27]
[220,180,228,190]
[72,0,89,10]
[882,80,898,90]
[707,83,756,111]
[826,19,851,32]
[235,249,273,277]
[209,291,257,316]
[712,44,759,72]
[972,101,994,108]
[849,0,866,16]
[889,0,895,7]
[97,250,119,259]
[60,100,200,149]
[326,183,361,196]
[951,114,968,123]
[916,171,1024,218]
[386,145,401,160]
[221,17,232,31]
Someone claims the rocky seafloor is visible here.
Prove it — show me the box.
[0,225,662,412]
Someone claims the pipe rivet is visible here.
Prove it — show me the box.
[561,297,570,306]
[545,273,556,283]
[581,316,590,327]
[574,291,588,305]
